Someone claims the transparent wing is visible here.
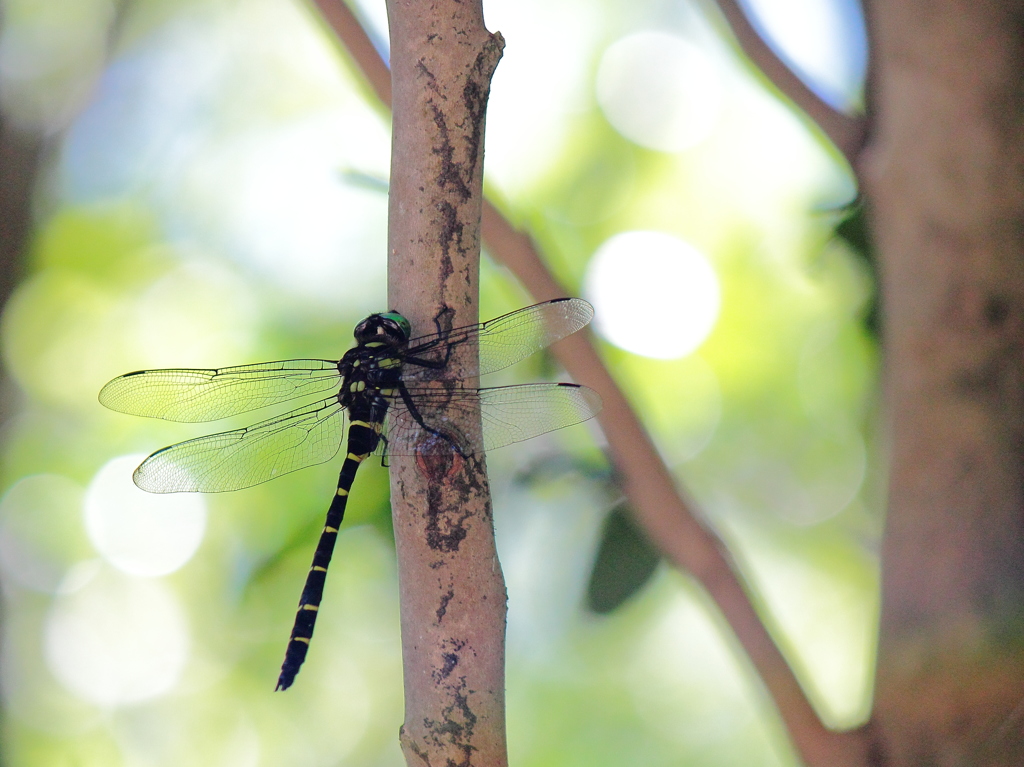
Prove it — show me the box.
[100,360,342,422]
[133,398,346,493]
[401,298,594,381]
[384,383,602,455]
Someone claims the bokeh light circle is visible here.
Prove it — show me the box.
[585,231,721,359]
[84,454,206,577]
[596,31,721,152]
[45,567,189,707]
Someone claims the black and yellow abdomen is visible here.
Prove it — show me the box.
[275,348,402,690]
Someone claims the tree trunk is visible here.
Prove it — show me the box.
[384,1,507,764]
[865,0,1024,763]
[0,113,43,423]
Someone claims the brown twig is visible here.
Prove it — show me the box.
[711,0,867,169]
[309,0,871,764]
[313,0,391,104]
[481,210,872,767]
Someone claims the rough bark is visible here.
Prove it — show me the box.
[383,1,507,764]
[864,0,1024,764]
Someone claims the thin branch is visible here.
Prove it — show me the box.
[711,0,867,169]
[481,211,873,767]
[313,0,391,104]
[309,1,872,764]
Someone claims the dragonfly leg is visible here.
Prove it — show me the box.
[403,308,456,369]
[401,305,462,371]
[402,352,450,370]
[427,304,479,364]
[397,383,467,457]
[431,304,455,337]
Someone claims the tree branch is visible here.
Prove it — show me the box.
[310,1,872,764]
[710,0,867,169]
[383,0,507,764]
[313,0,391,104]
[480,210,873,767]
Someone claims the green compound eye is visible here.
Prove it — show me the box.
[381,312,411,339]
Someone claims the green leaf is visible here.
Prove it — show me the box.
[586,505,661,614]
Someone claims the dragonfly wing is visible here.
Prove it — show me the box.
[401,298,594,381]
[133,398,346,492]
[384,383,601,456]
[477,383,602,450]
[100,360,342,422]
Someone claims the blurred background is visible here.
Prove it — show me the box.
[0,0,876,764]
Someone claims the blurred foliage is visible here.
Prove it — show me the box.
[512,451,661,614]
[0,0,877,765]
[833,203,878,336]
[587,505,661,614]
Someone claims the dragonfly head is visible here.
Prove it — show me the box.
[354,311,412,345]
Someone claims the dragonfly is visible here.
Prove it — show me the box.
[99,297,601,690]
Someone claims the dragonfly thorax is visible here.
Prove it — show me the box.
[336,341,406,410]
